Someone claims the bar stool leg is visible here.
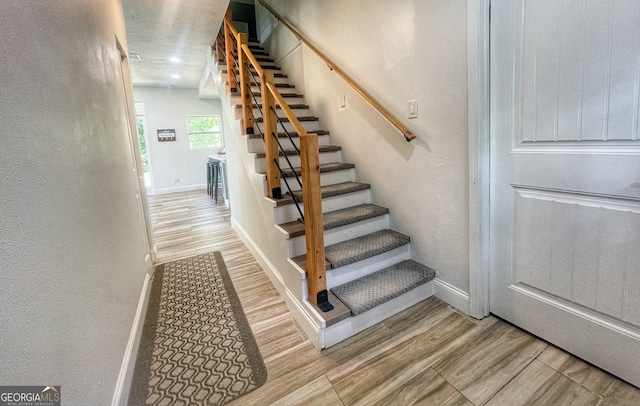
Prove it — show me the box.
[213,162,219,203]
[206,162,212,196]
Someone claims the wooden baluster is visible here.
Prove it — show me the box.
[300,134,331,310]
[237,33,254,134]
[223,11,237,93]
[215,30,225,64]
[261,71,281,198]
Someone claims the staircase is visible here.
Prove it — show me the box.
[220,41,436,347]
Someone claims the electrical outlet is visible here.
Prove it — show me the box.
[173,177,180,183]
[408,99,418,119]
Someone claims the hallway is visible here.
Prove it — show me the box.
[145,190,640,405]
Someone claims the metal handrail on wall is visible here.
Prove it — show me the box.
[219,12,333,312]
[256,0,416,142]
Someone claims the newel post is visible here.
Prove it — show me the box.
[300,134,332,311]
[237,33,254,134]
[261,70,281,198]
[223,11,237,93]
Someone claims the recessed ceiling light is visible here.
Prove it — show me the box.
[171,74,181,79]
[170,57,181,63]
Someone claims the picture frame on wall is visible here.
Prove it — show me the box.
[157,129,176,142]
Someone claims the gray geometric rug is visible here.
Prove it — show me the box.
[128,252,267,406]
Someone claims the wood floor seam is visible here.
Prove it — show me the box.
[146,189,640,406]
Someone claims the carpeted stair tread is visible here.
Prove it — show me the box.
[273,181,370,206]
[222,69,287,77]
[281,162,355,178]
[253,82,295,88]
[231,90,301,98]
[256,145,341,158]
[279,204,390,238]
[251,91,301,98]
[330,260,436,315]
[291,229,410,271]
[248,130,329,139]
[255,115,318,123]
[324,229,410,269]
[234,103,308,110]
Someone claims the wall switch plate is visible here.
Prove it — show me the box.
[173,177,180,183]
[408,99,418,119]
[339,94,347,109]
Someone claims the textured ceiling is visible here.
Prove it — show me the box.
[122,0,230,91]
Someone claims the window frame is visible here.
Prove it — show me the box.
[185,115,223,150]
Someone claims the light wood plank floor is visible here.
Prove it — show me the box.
[147,190,640,405]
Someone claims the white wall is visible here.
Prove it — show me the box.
[0,1,153,404]
[256,0,471,295]
[134,87,223,194]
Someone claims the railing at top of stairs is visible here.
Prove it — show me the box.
[256,0,415,142]
[219,11,333,312]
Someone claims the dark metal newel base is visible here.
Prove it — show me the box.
[317,290,334,312]
[246,127,254,134]
[272,187,282,199]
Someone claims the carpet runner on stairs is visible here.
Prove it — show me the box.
[224,40,437,332]
[279,203,389,238]
[282,181,370,204]
[256,145,341,158]
[281,162,355,178]
[331,260,436,315]
[324,229,410,269]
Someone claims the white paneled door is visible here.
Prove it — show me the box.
[490,0,640,386]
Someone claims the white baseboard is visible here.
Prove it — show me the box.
[231,217,321,347]
[149,184,207,195]
[434,278,470,315]
[284,289,322,350]
[111,272,152,406]
[231,217,285,293]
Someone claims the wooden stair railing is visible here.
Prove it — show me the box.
[219,12,333,312]
[256,0,415,142]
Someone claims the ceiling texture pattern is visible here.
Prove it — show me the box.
[122,0,231,97]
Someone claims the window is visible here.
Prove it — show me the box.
[134,101,152,188]
[186,115,222,149]
[134,101,145,115]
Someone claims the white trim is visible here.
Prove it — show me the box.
[324,281,435,348]
[510,284,640,340]
[231,217,285,292]
[467,0,491,319]
[231,217,322,346]
[434,278,470,315]
[111,272,152,406]
[285,289,322,350]
[148,184,207,196]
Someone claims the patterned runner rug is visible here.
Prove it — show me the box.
[129,252,267,405]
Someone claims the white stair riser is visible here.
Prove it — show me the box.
[251,76,290,84]
[250,85,294,93]
[252,120,321,134]
[323,281,434,348]
[254,150,342,173]
[278,169,356,193]
[247,134,331,153]
[251,107,311,119]
[233,106,311,119]
[274,189,371,224]
[231,94,304,107]
[286,214,390,257]
[326,245,411,288]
